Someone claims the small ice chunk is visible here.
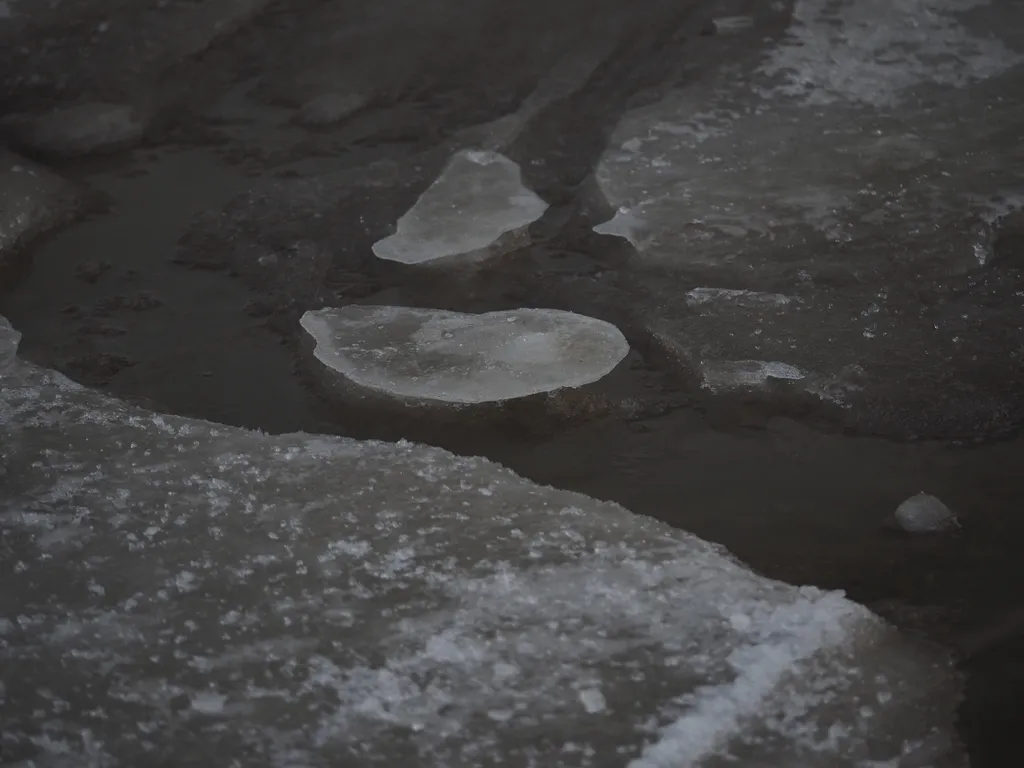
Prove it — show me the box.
[372,149,548,265]
[713,16,755,33]
[701,360,806,391]
[894,493,959,533]
[300,306,629,405]
[578,687,607,714]
[191,691,227,715]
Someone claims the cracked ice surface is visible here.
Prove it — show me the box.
[0,316,964,766]
[300,305,629,405]
[372,149,548,265]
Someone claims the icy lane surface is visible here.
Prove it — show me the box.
[0,318,962,766]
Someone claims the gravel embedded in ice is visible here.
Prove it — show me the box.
[372,149,548,264]
[300,305,629,404]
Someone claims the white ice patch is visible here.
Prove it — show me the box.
[372,149,548,265]
[300,305,629,404]
[578,686,607,714]
[760,0,1023,106]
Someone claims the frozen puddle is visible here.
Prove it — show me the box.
[372,149,548,265]
[0,313,964,766]
[300,305,629,406]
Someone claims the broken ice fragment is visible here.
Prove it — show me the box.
[372,149,548,265]
[701,360,806,392]
[191,691,227,715]
[894,493,959,533]
[592,206,647,249]
[300,305,629,405]
[578,687,607,714]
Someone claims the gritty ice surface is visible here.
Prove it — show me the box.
[594,0,1024,259]
[0,148,82,265]
[686,288,793,309]
[300,305,629,405]
[0,315,964,766]
[372,149,548,265]
[591,0,1024,437]
[760,0,1023,106]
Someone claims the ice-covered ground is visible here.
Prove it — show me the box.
[593,0,1024,438]
[0,314,964,766]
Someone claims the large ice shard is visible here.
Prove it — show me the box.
[300,305,629,405]
[372,150,548,265]
[0,315,966,766]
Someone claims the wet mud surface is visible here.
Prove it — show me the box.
[3,0,1024,765]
